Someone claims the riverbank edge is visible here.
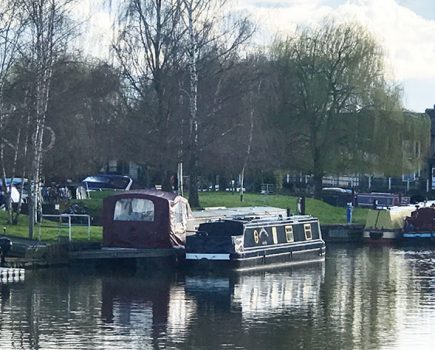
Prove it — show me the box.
[3,223,364,269]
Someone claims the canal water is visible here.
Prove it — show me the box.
[1,245,435,350]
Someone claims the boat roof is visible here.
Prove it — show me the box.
[191,206,288,220]
[104,189,180,202]
[199,214,318,228]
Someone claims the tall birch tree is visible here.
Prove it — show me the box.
[0,1,24,224]
[19,0,76,238]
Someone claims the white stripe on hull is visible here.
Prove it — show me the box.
[238,247,324,261]
[186,253,230,261]
[234,256,325,272]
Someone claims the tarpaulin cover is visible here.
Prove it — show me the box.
[187,220,244,254]
[102,190,192,249]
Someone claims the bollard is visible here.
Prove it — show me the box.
[346,202,353,224]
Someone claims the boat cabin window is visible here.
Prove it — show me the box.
[113,198,155,222]
[304,223,312,240]
[285,225,294,242]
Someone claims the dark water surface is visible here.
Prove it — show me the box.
[1,245,435,349]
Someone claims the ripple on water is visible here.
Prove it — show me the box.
[1,247,435,349]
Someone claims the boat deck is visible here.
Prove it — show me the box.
[68,247,182,260]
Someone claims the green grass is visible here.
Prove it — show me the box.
[0,209,102,242]
[198,192,368,225]
[0,191,368,241]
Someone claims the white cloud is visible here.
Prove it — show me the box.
[236,0,332,42]
[70,0,114,59]
[335,0,435,81]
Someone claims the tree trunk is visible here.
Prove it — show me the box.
[13,95,32,225]
[240,86,256,202]
[313,173,323,200]
[188,154,199,208]
[27,0,57,239]
[186,1,200,208]
[312,145,323,199]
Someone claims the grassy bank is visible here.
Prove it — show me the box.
[0,191,368,241]
[198,192,368,225]
[0,210,103,242]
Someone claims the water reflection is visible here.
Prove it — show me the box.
[100,271,196,348]
[185,263,325,318]
[0,246,434,349]
[234,264,325,321]
[183,263,325,349]
[324,245,435,350]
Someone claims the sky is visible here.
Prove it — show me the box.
[78,0,435,113]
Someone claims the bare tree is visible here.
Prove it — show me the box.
[19,0,76,238]
[180,0,253,207]
[239,75,263,202]
[0,0,25,224]
[42,59,124,180]
[112,0,185,188]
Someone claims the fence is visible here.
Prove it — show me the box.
[261,184,275,194]
[39,214,91,242]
